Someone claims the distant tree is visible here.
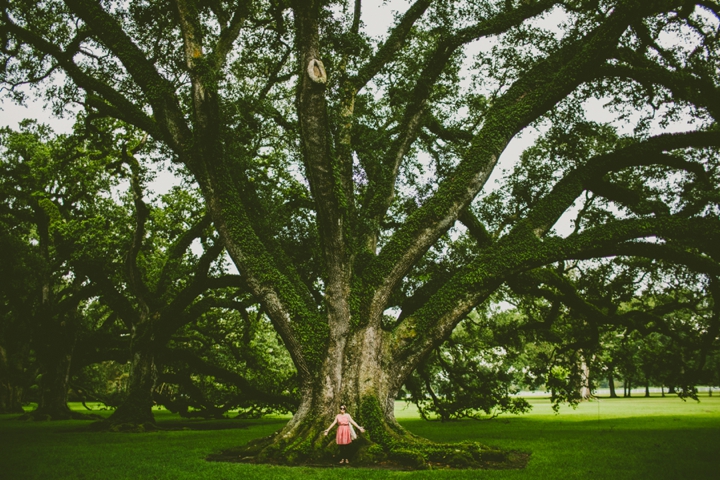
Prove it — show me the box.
[158,306,298,419]
[492,253,720,403]
[403,310,531,421]
[77,145,251,429]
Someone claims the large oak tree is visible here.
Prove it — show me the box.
[3,0,720,464]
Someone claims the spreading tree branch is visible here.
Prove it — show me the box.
[154,214,213,298]
[365,0,668,325]
[0,15,163,140]
[63,0,192,153]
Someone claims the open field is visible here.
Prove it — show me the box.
[1,395,718,479]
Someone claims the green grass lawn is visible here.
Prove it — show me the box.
[1,395,718,479]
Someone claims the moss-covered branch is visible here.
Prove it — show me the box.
[363,1,657,326]
[569,242,720,276]
[352,0,433,91]
[210,0,252,70]
[388,214,720,389]
[514,130,720,239]
[204,169,326,382]
[0,16,163,142]
[64,0,191,152]
[290,1,360,405]
[358,0,560,253]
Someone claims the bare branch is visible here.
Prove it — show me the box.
[122,146,153,315]
[78,261,139,329]
[154,214,213,298]
[351,0,362,35]
[601,49,720,120]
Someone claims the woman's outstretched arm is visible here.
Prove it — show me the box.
[323,416,338,436]
[347,415,366,432]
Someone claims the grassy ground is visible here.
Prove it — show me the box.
[1,395,718,479]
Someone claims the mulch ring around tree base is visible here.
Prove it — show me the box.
[206,447,531,471]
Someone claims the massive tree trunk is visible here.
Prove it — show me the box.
[245,327,403,463]
[34,345,74,419]
[213,324,514,468]
[26,198,75,420]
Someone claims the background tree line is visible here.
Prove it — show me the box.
[0,119,298,422]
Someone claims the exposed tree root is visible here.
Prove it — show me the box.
[208,394,530,470]
[207,430,529,470]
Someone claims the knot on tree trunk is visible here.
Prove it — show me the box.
[307,59,327,84]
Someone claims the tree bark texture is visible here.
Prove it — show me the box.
[579,354,591,400]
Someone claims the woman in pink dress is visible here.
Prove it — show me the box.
[323,405,365,464]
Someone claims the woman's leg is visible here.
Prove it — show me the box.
[339,443,350,463]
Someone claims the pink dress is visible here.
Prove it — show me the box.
[335,414,352,445]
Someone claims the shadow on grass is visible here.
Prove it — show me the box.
[208,450,531,471]
[67,404,294,432]
[157,419,253,431]
[53,416,288,433]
